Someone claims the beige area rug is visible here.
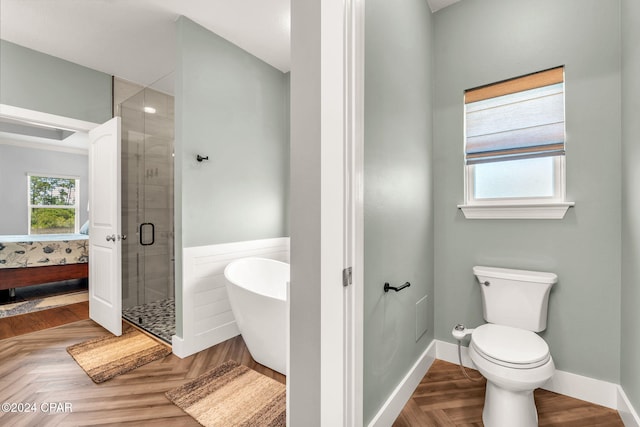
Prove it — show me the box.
[67,326,171,383]
[0,291,88,318]
[166,360,286,427]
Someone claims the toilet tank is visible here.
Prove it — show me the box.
[473,266,557,332]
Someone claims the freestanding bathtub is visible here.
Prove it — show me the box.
[224,257,289,375]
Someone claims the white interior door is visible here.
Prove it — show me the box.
[88,117,122,336]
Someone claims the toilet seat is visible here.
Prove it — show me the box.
[471,324,550,369]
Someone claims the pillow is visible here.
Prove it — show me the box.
[80,220,90,235]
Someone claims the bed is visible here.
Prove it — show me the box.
[0,234,88,292]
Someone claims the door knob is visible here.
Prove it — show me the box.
[106,234,116,242]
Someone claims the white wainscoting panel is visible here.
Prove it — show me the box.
[172,237,290,358]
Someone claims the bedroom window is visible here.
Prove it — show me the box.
[459,66,574,219]
[28,174,80,234]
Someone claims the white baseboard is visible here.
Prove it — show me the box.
[365,339,640,426]
[172,321,239,358]
[436,339,624,411]
[618,386,640,427]
[367,340,437,427]
[436,338,474,368]
[544,367,619,409]
[172,237,290,359]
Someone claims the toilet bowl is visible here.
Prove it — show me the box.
[459,266,558,427]
[468,323,555,427]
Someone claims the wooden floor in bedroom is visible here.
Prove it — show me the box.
[0,301,89,340]
[394,359,625,427]
[0,319,284,426]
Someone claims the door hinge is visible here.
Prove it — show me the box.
[343,266,353,287]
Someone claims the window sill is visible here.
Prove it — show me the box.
[457,202,575,219]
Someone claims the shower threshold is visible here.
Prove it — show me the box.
[122,297,175,344]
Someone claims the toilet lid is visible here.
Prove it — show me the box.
[472,324,550,368]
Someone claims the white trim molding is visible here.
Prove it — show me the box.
[458,202,574,219]
[0,104,97,154]
[0,134,89,154]
[544,368,619,409]
[437,340,636,413]
[0,104,98,132]
[618,386,640,427]
[368,339,640,426]
[436,338,475,368]
[172,237,290,358]
[367,341,437,427]
[344,0,365,425]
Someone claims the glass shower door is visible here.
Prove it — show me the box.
[120,87,175,343]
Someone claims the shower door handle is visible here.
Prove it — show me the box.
[139,222,155,246]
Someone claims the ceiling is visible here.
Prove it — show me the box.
[0,0,459,96]
[0,0,291,94]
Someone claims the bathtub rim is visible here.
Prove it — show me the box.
[223,257,290,302]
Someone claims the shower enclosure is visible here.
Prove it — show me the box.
[119,87,175,343]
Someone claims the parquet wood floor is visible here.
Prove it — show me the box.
[0,307,625,426]
[0,301,89,340]
[0,319,284,426]
[394,359,624,427]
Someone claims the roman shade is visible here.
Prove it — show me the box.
[464,67,565,165]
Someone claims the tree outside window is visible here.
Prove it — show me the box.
[28,175,80,234]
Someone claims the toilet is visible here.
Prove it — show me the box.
[467,266,557,427]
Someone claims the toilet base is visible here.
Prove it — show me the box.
[483,381,539,427]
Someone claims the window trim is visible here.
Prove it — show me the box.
[27,173,80,234]
[460,67,574,219]
[457,202,574,219]
[459,156,574,219]
[465,156,565,206]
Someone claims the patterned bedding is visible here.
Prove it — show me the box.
[0,234,88,269]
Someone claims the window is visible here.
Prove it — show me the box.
[28,174,80,234]
[459,66,574,219]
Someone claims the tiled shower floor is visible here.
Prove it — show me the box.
[122,297,175,344]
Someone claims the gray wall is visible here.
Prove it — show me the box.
[174,16,290,336]
[0,144,89,234]
[175,16,290,249]
[0,41,108,235]
[621,0,640,413]
[0,40,112,124]
[433,0,622,383]
[364,0,434,423]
